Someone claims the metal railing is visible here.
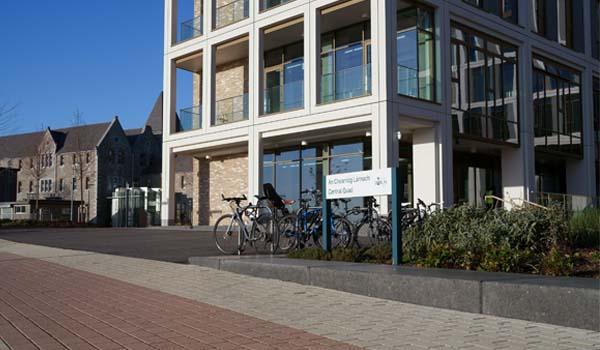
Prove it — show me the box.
[179,15,203,42]
[215,0,249,29]
[320,63,371,103]
[179,105,202,132]
[530,191,599,212]
[214,93,249,126]
[263,80,304,114]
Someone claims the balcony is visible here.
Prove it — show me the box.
[173,51,203,135]
[264,80,304,114]
[214,94,248,125]
[318,1,371,105]
[215,0,249,29]
[179,105,202,132]
[179,15,203,42]
[320,63,371,104]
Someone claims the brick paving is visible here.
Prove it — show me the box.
[0,252,360,350]
[0,239,599,350]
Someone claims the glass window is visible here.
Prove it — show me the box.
[451,23,518,143]
[464,0,518,24]
[262,140,371,209]
[397,4,435,101]
[532,56,582,157]
[319,22,371,104]
[263,42,304,115]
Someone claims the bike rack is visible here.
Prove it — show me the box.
[321,167,403,265]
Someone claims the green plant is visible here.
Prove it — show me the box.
[362,244,392,264]
[569,209,600,248]
[287,247,331,261]
[540,247,582,277]
[331,248,363,262]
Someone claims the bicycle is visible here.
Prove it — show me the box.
[347,197,391,246]
[278,189,353,251]
[213,194,278,255]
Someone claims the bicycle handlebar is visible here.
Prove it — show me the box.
[221,194,247,203]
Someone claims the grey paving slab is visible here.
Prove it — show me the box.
[1,239,599,350]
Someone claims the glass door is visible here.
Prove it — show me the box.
[265,69,282,114]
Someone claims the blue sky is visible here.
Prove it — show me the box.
[0,1,165,135]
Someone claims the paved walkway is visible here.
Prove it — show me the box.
[0,239,598,350]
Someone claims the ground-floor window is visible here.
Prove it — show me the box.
[453,152,502,207]
[535,158,567,195]
[263,139,371,210]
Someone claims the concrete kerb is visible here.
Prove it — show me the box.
[189,255,600,331]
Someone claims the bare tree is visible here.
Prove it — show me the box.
[24,142,47,219]
[0,103,18,136]
[71,109,95,222]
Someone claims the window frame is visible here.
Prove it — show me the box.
[450,22,520,145]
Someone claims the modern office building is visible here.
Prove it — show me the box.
[161,0,599,225]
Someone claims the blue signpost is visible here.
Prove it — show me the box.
[322,168,402,264]
[322,176,332,252]
[391,167,402,265]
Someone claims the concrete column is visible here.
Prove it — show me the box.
[503,42,535,207]
[250,25,260,120]
[166,0,177,51]
[438,3,453,206]
[309,3,319,111]
[161,147,176,226]
[163,59,176,136]
[371,0,397,213]
[205,0,213,31]
[205,44,216,129]
[303,5,312,115]
[247,128,263,201]
[412,127,440,205]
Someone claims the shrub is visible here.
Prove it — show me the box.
[362,244,392,264]
[288,247,331,261]
[569,209,600,248]
[403,204,576,275]
[540,247,582,277]
[330,248,363,262]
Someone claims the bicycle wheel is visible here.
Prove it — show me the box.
[361,218,392,246]
[331,216,353,248]
[213,214,243,255]
[277,214,298,253]
[251,213,278,254]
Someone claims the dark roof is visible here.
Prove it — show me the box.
[54,122,112,154]
[144,92,163,134]
[0,131,44,158]
[0,121,113,159]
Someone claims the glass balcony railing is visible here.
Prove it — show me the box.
[179,16,203,42]
[262,0,294,11]
[264,80,304,115]
[178,105,202,132]
[397,64,418,98]
[214,93,249,126]
[215,0,249,29]
[320,63,371,104]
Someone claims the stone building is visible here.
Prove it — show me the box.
[0,91,195,225]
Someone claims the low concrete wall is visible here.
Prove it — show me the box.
[189,256,600,331]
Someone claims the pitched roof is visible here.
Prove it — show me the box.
[144,92,163,135]
[0,121,113,159]
[0,131,45,159]
[54,122,112,154]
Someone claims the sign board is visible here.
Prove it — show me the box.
[325,168,392,199]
